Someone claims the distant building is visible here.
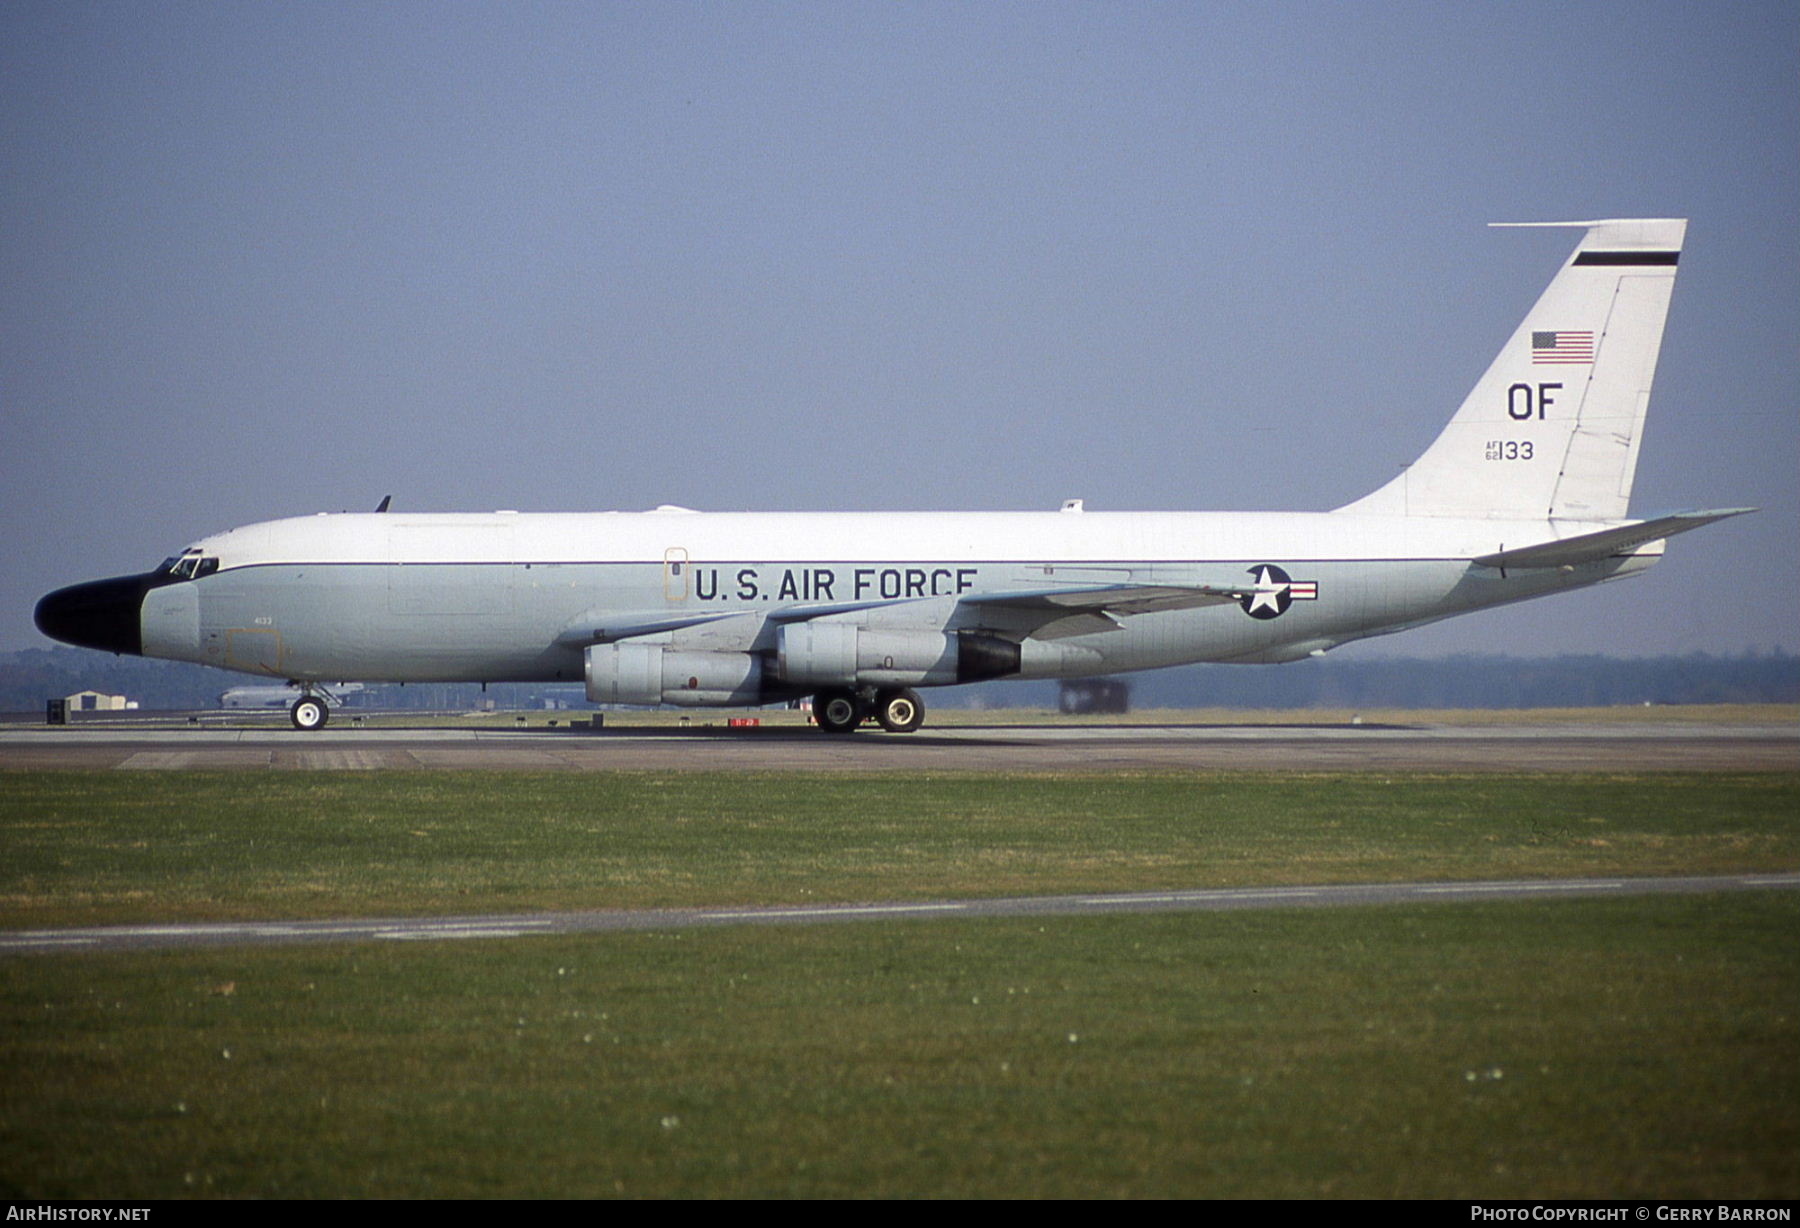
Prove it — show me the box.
[64,690,136,711]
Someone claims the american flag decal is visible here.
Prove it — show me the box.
[1532,330,1594,364]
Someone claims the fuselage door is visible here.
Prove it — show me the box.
[663,548,690,603]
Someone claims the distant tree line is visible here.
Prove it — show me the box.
[1120,650,1800,709]
[952,651,1799,710]
[2,644,1795,715]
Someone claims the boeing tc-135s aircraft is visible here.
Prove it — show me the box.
[37,219,1749,732]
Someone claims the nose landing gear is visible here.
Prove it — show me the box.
[289,693,330,731]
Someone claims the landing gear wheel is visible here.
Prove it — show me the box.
[814,688,862,734]
[290,695,329,731]
[875,688,925,733]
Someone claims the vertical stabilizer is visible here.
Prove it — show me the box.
[1337,219,1685,521]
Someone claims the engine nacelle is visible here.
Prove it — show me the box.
[584,643,762,706]
[776,624,1020,687]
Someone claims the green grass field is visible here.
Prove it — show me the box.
[2,769,1796,1197]
[3,895,1794,1198]
[0,771,1795,926]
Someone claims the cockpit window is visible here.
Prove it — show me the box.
[163,551,219,581]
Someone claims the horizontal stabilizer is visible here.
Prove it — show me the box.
[1473,509,1755,570]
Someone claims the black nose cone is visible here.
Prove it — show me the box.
[34,574,151,655]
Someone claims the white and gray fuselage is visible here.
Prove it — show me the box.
[136,507,1655,697]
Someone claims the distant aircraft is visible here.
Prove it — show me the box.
[36,219,1750,732]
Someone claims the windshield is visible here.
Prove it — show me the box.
[161,551,218,581]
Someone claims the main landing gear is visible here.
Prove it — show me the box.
[813,686,926,734]
[289,691,330,731]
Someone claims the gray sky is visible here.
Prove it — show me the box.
[4,1,1795,657]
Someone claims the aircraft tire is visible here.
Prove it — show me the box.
[814,688,862,734]
[290,695,330,731]
[875,688,924,733]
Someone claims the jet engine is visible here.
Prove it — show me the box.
[776,623,1020,687]
[584,643,762,706]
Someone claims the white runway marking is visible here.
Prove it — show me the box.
[706,903,968,920]
[3,874,1792,956]
[1417,881,1624,894]
[376,927,540,941]
[1080,889,1320,905]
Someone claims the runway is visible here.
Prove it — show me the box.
[1,717,1794,771]
[5,872,1795,956]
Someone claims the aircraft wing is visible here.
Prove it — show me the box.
[553,610,742,647]
[1473,509,1755,570]
[557,581,1257,650]
[557,600,948,647]
[958,583,1254,640]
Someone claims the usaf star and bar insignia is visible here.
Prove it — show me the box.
[1239,563,1319,620]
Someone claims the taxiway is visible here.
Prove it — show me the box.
[0,718,1793,772]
